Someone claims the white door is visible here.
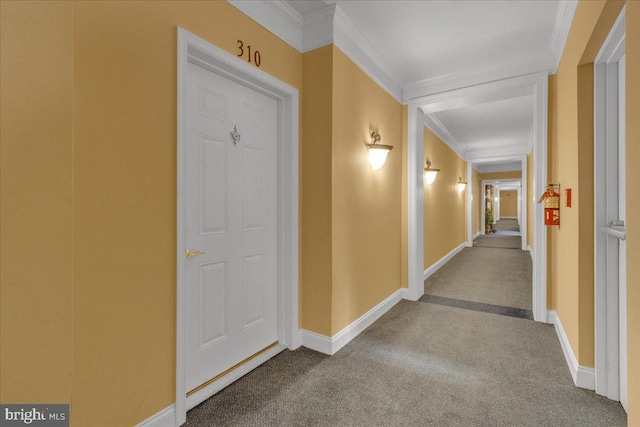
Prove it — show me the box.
[185,62,279,392]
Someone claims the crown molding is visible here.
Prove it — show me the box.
[301,4,336,52]
[423,115,466,160]
[475,162,523,174]
[403,58,554,102]
[228,1,403,103]
[550,0,578,74]
[228,0,303,51]
[466,144,530,161]
[332,7,403,102]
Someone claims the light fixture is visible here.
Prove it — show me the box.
[424,160,440,185]
[457,176,467,192]
[366,131,393,170]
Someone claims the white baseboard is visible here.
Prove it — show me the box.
[527,245,534,261]
[547,310,595,390]
[134,404,176,427]
[423,242,466,281]
[473,231,481,239]
[300,288,405,355]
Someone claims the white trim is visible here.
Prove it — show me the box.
[475,162,522,174]
[403,62,552,102]
[594,6,626,404]
[177,28,300,426]
[301,4,336,52]
[186,345,287,411]
[407,104,425,301]
[301,288,407,355]
[423,242,466,281]
[473,231,481,239]
[550,0,578,73]
[135,405,176,427]
[333,7,403,102]
[467,161,473,247]
[409,71,546,321]
[227,0,303,51]
[423,116,465,160]
[547,310,596,390]
[527,245,534,262]
[227,1,403,103]
[531,72,548,323]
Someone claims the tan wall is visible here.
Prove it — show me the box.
[1,1,74,404]
[301,46,333,336]
[626,3,640,424]
[1,2,302,425]
[473,168,481,234]
[527,150,534,250]
[331,46,403,334]
[499,190,518,218]
[423,126,467,268]
[549,0,624,370]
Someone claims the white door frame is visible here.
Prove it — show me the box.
[176,28,300,425]
[594,6,626,405]
[407,72,547,323]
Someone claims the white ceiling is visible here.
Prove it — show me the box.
[318,0,559,84]
[281,0,574,171]
[433,95,534,156]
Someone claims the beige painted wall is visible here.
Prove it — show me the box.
[549,0,624,370]
[527,150,534,250]
[1,1,74,405]
[331,46,403,334]
[423,127,467,268]
[626,3,640,424]
[499,190,518,218]
[301,45,333,336]
[1,2,302,425]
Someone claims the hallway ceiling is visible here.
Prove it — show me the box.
[283,0,574,170]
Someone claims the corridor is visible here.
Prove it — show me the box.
[189,272,626,427]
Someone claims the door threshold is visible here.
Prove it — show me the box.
[186,342,285,411]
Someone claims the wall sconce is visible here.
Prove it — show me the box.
[424,160,440,185]
[457,176,467,192]
[366,131,393,170]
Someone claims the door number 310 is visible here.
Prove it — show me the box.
[237,40,261,67]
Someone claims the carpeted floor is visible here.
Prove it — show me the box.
[494,218,520,232]
[474,234,521,249]
[424,246,532,309]
[187,301,626,426]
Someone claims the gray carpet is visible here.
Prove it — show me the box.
[474,234,522,249]
[494,218,520,232]
[187,301,626,426]
[425,247,532,310]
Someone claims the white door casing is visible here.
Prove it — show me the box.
[177,28,299,426]
[594,6,626,410]
[408,72,545,319]
[185,62,278,392]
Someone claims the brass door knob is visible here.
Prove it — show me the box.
[186,249,205,258]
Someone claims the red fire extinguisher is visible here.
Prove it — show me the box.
[543,185,560,226]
